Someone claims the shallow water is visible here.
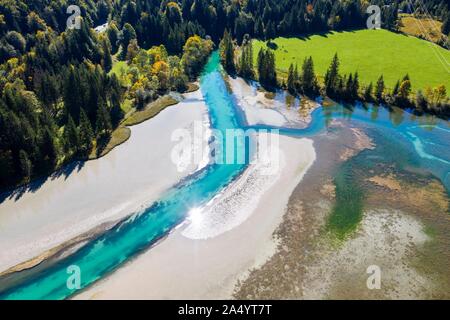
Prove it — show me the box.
[251,102,450,194]
[0,52,449,299]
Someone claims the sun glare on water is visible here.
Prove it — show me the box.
[188,207,203,224]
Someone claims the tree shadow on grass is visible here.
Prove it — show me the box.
[286,29,354,41]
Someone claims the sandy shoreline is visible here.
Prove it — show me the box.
[1,75,318,299]
[0,90,209,273]
[75,135,316,299]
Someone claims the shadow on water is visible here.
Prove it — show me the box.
[0,161,85,205]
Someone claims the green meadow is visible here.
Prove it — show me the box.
[253,29,450,92]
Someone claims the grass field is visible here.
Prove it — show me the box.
[253,29,450,92]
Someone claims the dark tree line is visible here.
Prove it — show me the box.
[0,0,218,189]
[322,53,449,117]
[257,47,277,88]
[1,0,449,188]
[287,57,319,97]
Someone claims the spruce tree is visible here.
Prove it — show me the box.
[238,41,254,79]
[120,23,137,60]
[293,64,300,92]
[375,75,385,102]
[102,38,113,73]
[352,72,360,99]
[415,90,428,112]
[96,100,112,137]
[219,29,235,74]
[257,48,266,83]
[364,82,373,101]
[40,127,58,168]
[399,78,412,101]
[107,21,120,54]
[393,80,400,96]
[64,67,82,123]
[19,149,32,182]
[442,17,450,36]
[79,109,94,156]
[287,63,295,94]
[64,115,80,153]
[301,56,317,95]
[346,73,354,100]
[265,49,277,87]
[324,53,340,96]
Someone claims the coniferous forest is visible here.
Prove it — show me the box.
[0,0,449,188]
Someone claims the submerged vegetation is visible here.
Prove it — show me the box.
[326,161,365,239]
[325,126,436,239]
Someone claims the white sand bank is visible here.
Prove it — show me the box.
[0,90,209,273]
[229,77,318,128]
[75,135,316,299]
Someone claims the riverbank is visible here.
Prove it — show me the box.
[0,93,183,195]
[0,89,209,274]
[229,77,319,128]
[234,121,450,299]
[75,134,316,299]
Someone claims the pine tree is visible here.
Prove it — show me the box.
[238,41,254,78]
[110,96,124,127]
[442,17,450,36]
[287,63,296,94]
[364,82,373,101]
[79,109,94,156]
[126,39,139,64]
[102,38,113,73]
[40,127,58,168]
[352,72,360,99]
[120,23,137,60]
[254,19,264,38]
[19,149,32,181]
[415,90,428,112]
[107,21,120,54]
[265,21,276,40]
[301,56,317,95]
[324,53,340,96]
[64,67,82,123]
[257,48,265,81]
[293,64,300,92]
[219,29,235,74]
[346,73,353,100]
[393,80,400,96]
[96,100,112,137]
[64,115,80,153]
[266,49,277,87]
[399,78,412,100]
[375,75,385,102]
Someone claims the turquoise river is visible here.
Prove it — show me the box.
[0,51,449,299]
